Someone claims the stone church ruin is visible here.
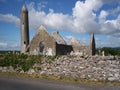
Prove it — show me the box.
[20,5,96,56]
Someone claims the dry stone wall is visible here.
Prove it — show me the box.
[0,55,120,81]
[38,56,120,81]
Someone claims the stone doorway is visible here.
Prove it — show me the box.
[39,41,45,53]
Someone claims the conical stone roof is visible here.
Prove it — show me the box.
[22,4,28,12]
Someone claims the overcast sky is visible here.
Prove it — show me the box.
[0,0,120,50]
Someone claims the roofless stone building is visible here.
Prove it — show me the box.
[20,5,96,56]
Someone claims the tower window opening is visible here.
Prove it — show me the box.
[24,41,26,44]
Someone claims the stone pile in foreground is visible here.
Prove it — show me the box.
[0,55,120,81]
[39,56,120,81]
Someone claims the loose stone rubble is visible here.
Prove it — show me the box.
[0,55,120,81]
[38,55,120,81]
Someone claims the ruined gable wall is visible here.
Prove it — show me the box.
[52,32,66,44]
[72,45,90,56]
[29,29,56,55]
[72,45,82,52]
[87,45,96,56]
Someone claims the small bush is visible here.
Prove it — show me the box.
[18,59,35,72]
[18,53,28,59]
[0,53,60,72]
[0,53,36,72]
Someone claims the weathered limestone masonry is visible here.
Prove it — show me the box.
[52,31,66,44]
[0,56,120,81]
[38,56,120,81]
[20,5,96,56]
[89,33,96,55]
[29,26,56,55]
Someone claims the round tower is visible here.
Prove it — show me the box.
[20,5,29,53]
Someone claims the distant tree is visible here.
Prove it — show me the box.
[101,47,120,56]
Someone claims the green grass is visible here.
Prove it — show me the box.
[0,53,58,71]
[0,59,35,72]
[0,53,38,72]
